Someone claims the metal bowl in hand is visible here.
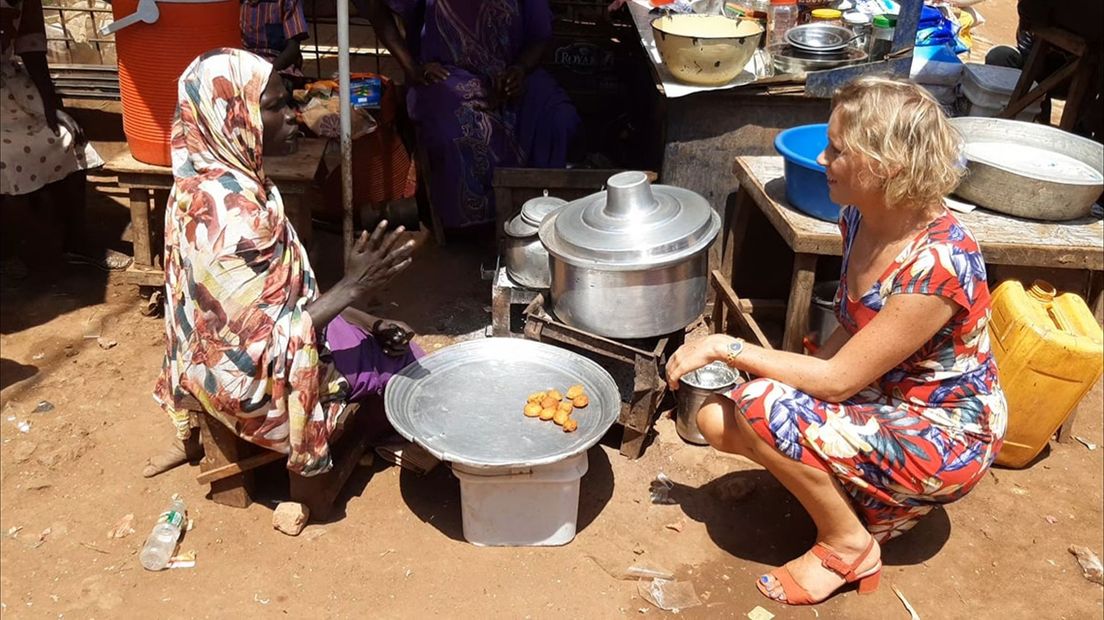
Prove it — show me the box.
[651,14,763,86]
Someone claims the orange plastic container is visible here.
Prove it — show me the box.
[990,280,1104,468]
[112,0,240,166]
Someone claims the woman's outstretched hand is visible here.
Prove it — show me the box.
[665,334,734,390]
[344,220,414,295]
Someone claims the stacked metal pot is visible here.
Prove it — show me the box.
[506,171,719,340]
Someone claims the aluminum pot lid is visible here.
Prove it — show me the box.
[504,213,538,238]
[520,192,568,227]
[539,171,720,267]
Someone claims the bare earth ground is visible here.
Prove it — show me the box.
[3,3,1103,618]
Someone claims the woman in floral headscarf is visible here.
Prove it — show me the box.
[666,78,1006,606]
[146,48,418,477]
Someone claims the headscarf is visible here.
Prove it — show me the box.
[154,48,346,476]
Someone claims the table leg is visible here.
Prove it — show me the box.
[151,189,169,269]
[783,253,817,353]
[128,188,153,269]
[721,188,753,287]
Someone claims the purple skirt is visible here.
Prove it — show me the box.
[325,315,422,441]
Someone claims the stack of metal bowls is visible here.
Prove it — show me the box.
[538,171,721,339]
[772,23,867,74]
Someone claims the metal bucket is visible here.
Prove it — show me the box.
[810,280,840,347]
[676,362,741,445]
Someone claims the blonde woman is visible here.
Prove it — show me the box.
[666,77,1006,606]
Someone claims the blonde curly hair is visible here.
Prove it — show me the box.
[831,77,964,210]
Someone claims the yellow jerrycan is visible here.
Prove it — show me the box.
[990,280,1103,468]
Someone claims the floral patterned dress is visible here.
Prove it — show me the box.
[729,206,1007,541]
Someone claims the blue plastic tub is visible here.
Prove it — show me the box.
[773,123,840,222]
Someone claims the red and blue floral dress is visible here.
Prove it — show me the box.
[729,206,1007,541]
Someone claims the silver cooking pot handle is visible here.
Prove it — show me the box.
[99,0,225,36]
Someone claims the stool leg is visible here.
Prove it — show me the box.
[198,415,252,508]
[128,188,153,269]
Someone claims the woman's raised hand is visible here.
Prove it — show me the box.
[344,220,414,295]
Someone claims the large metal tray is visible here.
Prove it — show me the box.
[384,338,620,469]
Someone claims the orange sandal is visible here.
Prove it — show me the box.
[755,538,882,605]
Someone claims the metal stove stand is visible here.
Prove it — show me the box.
[490,266,543,337]
[523,295,684,459]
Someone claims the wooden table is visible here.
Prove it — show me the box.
[726,156,1104,353]
[98,139,327,290]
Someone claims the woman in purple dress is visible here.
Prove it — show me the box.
[366,0,581,229]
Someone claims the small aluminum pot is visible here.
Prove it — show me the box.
[503,193,567,289]
[676,362,741,444]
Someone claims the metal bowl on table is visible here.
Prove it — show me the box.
[384,338,620,470]
[503,191,567,289]
[950,117,1104,221]
[770,43,867,75]
[785,24,854,53]
[651,14,763,86]
[539,171,721,339]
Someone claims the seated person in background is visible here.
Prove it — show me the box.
[145,48,419,477]
[1,0,131,274]
[666,78,1006,606]
[241,0,309,81]
[363,0,581,232]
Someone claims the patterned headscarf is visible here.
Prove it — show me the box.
[155,48,346,476]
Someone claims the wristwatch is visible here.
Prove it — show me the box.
[724,338,746,367]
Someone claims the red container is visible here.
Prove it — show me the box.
[112,1,240,166]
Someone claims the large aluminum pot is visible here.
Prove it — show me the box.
[503,192,566,289]
[950,117,1104,221]
[651,14,763,86]
[539,172,721,339]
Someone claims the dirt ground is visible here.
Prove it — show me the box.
[3,3,1104,618]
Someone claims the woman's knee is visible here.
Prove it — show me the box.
[696,393,746,453]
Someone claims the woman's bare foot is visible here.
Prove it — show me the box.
[759,532,881,604]
[142,436,201,478]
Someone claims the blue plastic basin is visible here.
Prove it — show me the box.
[774,123,840,222]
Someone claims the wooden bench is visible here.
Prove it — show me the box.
[180,395,367,521]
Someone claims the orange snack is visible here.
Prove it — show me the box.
[539,407,556,421]
[572,394,589,408]
[562,418,579,432]
[553,409,570,426]
[523,403,542,417]
[557,401,573,414]
[540,397,559,409]
[566,384,585,400]
[547,389,563,401]
[527,391,546,404]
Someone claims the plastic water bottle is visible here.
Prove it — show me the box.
[139,497,186,571]
[768,0,799,48]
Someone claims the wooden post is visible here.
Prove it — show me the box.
[197,414,252,508]
[783,253,818,353]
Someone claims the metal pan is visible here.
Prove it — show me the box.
[384,338,621,469]
[785,24,854,53]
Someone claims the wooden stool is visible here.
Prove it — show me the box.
[1001,26,1100,131]
[181,396,367,520]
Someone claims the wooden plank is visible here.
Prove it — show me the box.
[117,264,164,287]
[721,188,753,287]
[99,138,327,184]
[733,156,1104,271]
[783,254,818,353]
[710,270,774,349]
[197,414,252,508]
[195,451,285,485]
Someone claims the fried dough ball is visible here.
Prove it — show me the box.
[562,418,579,432]
[566,384,585,400]
[523,403,542,418]
[541,397,560,410]
[553,409,570,426]
[557,401,573,414]
[527,391,546,404]
[572,394,589,408]
[547,389,563,401]
[539,407,556,421]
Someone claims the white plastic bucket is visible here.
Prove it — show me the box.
[451,451,589,547]
[961,63,1041,121]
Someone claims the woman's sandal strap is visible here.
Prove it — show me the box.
[811,538,875,581]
